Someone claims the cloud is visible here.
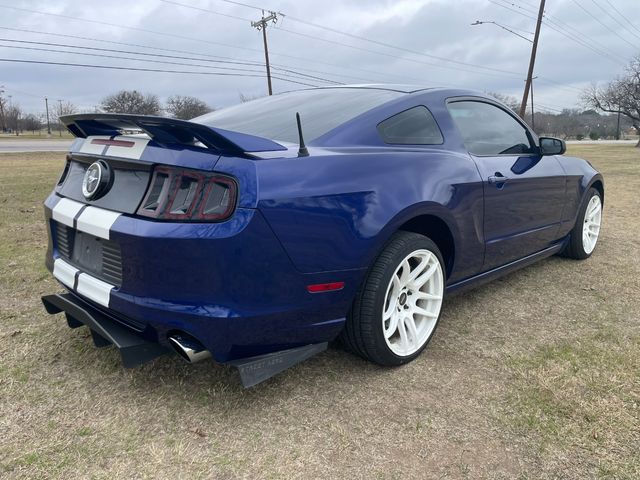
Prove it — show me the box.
[0,0,638,114]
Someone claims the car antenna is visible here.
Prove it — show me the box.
[296,112,309,157]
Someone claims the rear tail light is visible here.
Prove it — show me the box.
[137,166,237,221]
[57,156,72,186]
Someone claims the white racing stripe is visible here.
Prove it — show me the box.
[108,135,149,159]
[76,207,121,240]
[77,135,111,155]
[53,258,79,288]
[53,258,115,307]
[52,198,122,240]
[51,197,85,227]
[73,135,149,159]
[76,272,114,307]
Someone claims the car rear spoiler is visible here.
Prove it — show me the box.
[60,113,287,156]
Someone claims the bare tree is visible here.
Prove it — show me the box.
[165,95,212,119]
[487,91,520,112]
[100,90,161,115]
[5,104,21,135]
[239,92,263,103]
[0,95,7,132]
[21,114,42,134]
[55,100,77,135]
[583,55,640,147]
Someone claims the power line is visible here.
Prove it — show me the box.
[0,43,279,75]
[493,0,616,58]
[0,25,263,65]
[0,58,321,87]
[0,2,409,84]
[0,4,269,59]
[164,0,528,78]
[602,0,640,36]
[0,10,427,86]
[489,0,627,65]
[0,25,358,84]
[1,1,587,101]
[568,0,638,50]
[0,37,343,85]
[588,0,640,42]
[199,0,591,99]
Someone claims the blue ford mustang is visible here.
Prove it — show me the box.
[41,85,604,387]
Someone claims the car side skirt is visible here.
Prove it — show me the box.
[446,239,567,295]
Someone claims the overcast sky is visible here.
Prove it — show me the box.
[0,0,638,116]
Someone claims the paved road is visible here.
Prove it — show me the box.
[0,139,72,153]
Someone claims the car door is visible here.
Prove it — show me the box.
[447,99,566,271]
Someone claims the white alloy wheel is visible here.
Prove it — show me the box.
[382,249,444,357]
[582,195,602,254]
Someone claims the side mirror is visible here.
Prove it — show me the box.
[539,136,566,156]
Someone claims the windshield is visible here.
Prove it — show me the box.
[192,88,404,144]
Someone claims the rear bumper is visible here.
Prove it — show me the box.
[42,292,329,387]
[43,193,363,363]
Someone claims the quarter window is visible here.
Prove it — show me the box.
[447,101,535,155]
[377,106,443,145]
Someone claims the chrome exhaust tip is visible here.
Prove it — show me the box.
[168,335,211,363]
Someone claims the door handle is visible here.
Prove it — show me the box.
[488,173,509,184]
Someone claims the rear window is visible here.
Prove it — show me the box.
[192,88,403,144]
[377,106,443,145]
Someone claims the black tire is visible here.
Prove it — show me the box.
[561,187,602,260]
[340,231,445,366]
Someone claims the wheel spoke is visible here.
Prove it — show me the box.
[410,263,438,289]
[398,259,411,285]
[414,291,442,301]
[383,276,400,320]
[413,305,438,319]
[397,317,409,351]
[385,312,399,339]
[408,253,430,282]
[404,316,418,345]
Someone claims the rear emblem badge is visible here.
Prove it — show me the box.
[82,161,111,200]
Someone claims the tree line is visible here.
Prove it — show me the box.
[0,91,214,135]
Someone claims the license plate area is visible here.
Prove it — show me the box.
[55,222,123,287]
[72,231,105,274]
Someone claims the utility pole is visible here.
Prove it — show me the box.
[45,97,51,136]
[530,76,538,131]
[519,0,546,119]
[251,10,278,96]
[57,99,63,137]
[616,106,621,140]
[0,85,5,132]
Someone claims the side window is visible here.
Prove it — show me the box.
[447,101,535,155]
[377,106,443,145]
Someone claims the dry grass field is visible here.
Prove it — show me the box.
[0,145,638,479]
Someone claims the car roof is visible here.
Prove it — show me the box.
[310,84,434,94]
[308,84,489,98]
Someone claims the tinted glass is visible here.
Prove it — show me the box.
[377,106,443,145]
[447,101,534,155]
[193,88,404,144]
